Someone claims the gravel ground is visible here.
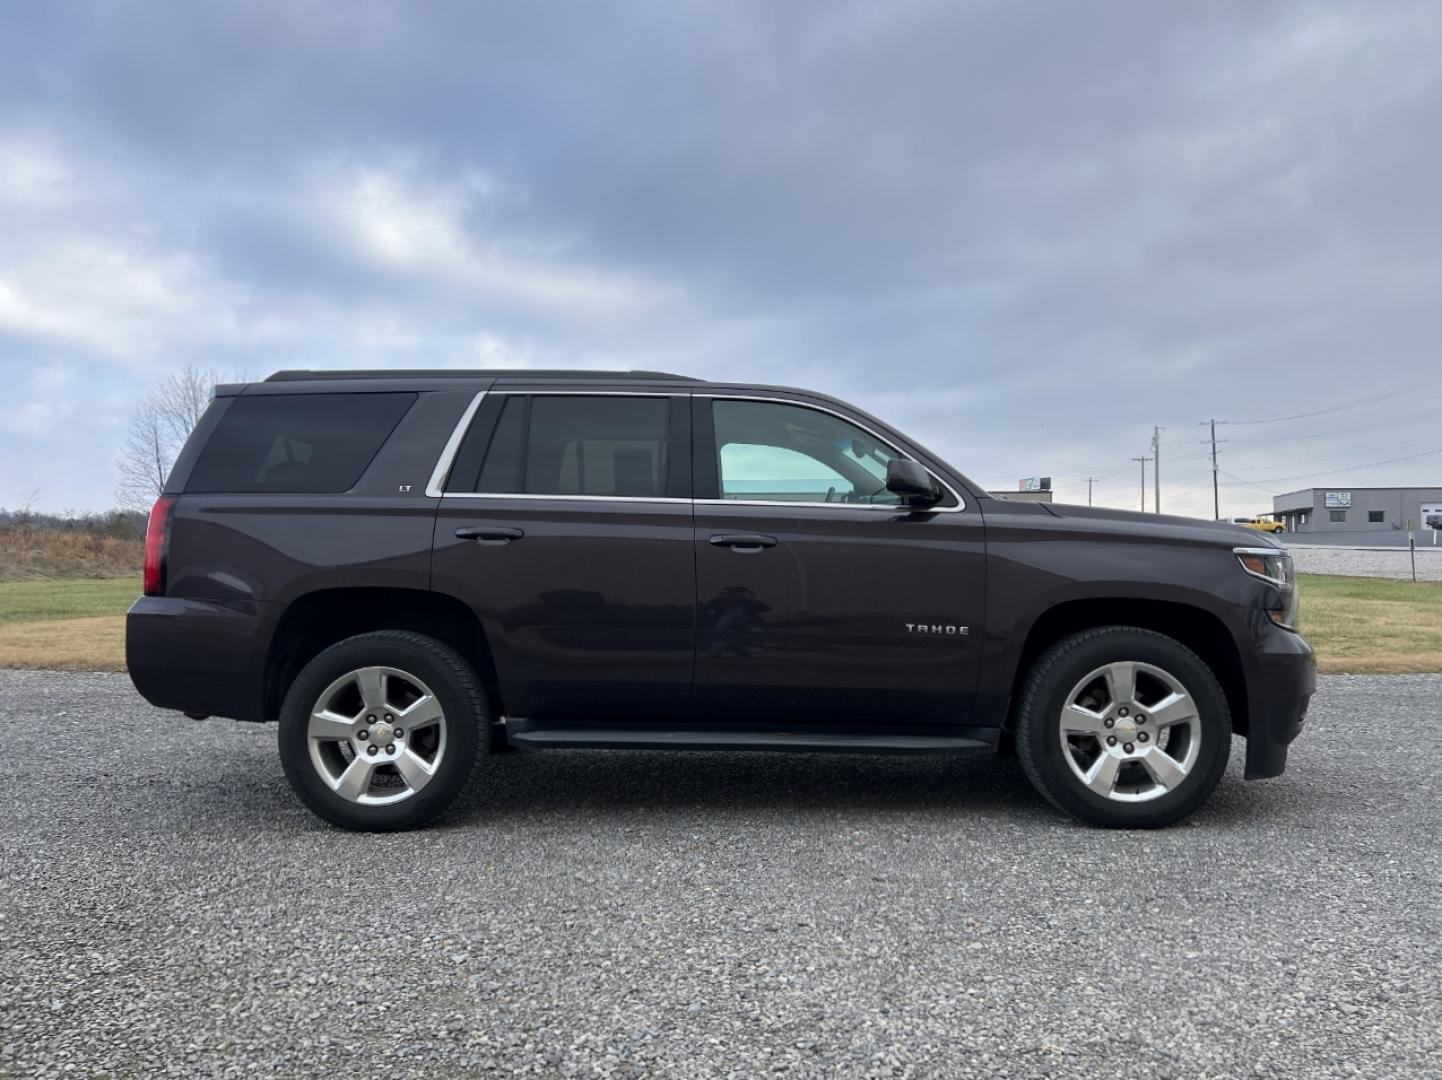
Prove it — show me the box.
[2,671,1439,1079]
[1289,544,1442,580]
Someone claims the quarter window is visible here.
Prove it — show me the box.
[711,399,907,505]
[187,392,416,494]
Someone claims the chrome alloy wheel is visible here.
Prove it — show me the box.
[1058,660,1201,803]
[306,666,448,806]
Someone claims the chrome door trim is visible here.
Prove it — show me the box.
[425,391,486,497]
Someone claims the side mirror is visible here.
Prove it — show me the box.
[885,458,939,506]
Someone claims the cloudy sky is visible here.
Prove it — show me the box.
[3,1,1441,516]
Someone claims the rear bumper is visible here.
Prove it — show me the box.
[1243,625,1316,780]
[126,596,273,722]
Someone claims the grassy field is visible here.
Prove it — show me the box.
[0,526,143,582]
[0,579,136,671]
[0,572,1439,675]
[1296,573,1442,674]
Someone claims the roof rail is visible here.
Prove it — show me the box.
[263,369,700,383]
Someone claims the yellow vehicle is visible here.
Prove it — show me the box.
[1231,516,1286,535]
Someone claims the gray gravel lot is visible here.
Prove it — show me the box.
[2,671,1439,1079]
[1289,543,1442,581]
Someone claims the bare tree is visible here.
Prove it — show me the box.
[115,366,232,511]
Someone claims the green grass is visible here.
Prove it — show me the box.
[0,578,140,624]
[1298,573,1442,673]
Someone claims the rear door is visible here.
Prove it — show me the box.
[691,392,986,728]
[431,388,695,721]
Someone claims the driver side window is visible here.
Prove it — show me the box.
[712,399,904,505]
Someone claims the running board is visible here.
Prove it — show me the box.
[505,727,994,755]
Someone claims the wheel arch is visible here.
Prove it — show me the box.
[262,587,500,723]
[1005,598,1249,738]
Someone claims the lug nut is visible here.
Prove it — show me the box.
[367,745,379,756]
[1106,736,1117,746]
[1104,718,1115,729]
[393,728,404,738]
[366,714,376,723]
[1118,707,1129,717]
[1123,742,1134,753]
[385,713,395,722]
[386,745,396,755]
[1138,732,1149,742]
[1136,715,1146,723]
[357,729,369,741]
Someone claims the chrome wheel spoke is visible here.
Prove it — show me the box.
[1148,691,1196,728]
[1103,662,1137,709]
[394,748,436,791]
[395,693,443,731]
[1140,747,1187,790]
[1062,704,1108,736]
[308,709,356,741]
[333,756,375,801]
[1083,753,1122,797]
[355,668,388,712]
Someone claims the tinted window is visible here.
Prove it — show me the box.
[475,395,670,498]
[187,392,416,494]
[712,399,905,504]
[474,396,525,493]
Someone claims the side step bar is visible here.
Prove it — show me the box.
[505,726,994,755]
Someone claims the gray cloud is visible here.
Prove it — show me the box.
[2,1,1441,513]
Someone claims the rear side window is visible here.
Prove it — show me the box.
[470,395,670,498]
[186,392,416,493]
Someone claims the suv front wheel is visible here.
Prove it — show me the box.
[1014,627,1231,828]
[278,631,489,831]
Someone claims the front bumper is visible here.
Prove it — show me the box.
[1243,624,1316,780]
[126,596,274,722]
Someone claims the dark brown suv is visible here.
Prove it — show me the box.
[127,369,1315,831]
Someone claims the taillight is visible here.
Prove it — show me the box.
[143,495,175,596]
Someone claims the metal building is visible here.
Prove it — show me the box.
[1272,486,1442,534]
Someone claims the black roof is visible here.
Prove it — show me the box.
[264,368,699,383]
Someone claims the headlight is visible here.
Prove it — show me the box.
[1235,547,1299,630]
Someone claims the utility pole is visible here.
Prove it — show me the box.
[1151,426,1162,514]
[1200,419,1224,520]
[1132,456,1152,513]
[1087,477,1094,506]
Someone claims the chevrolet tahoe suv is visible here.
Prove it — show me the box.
[127,369,1315,831]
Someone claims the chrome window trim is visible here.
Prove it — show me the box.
[426,387,968,512]
[436,492,691,503]
[425,391,486,497]
[696,393,966,513]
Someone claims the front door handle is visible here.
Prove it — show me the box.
[709,533,777,552]
[456,526,525,545]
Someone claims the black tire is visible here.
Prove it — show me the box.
[1014,627,1231,828]
[278,631,489,831]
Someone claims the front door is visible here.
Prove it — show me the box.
[431,389,695,721]
[691,394,986,728]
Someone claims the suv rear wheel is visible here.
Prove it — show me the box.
[1014,627,1231,828]
[278,631,488,831]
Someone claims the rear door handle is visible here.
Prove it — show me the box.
[456,526,525,545]
[709,533,777,552]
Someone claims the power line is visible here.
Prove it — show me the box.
[1226,445,1442,486]
[1223,404,1440,445]
[1224,370,1442,426]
